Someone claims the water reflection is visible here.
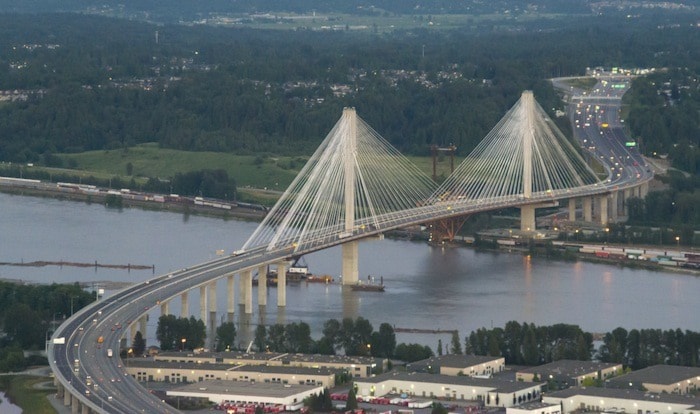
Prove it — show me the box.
[2,193,699,349]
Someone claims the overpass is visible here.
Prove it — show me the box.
[49,82,651,413]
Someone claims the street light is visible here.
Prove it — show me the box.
[605,227,609,244]
[675,236,680,251]
[181,338,186,351]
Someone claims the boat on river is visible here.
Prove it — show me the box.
[350,275,385,292]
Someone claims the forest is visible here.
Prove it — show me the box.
[0,12,698,164]
[0,0,636,22]
[0,281,95,372]
[0,11,697,228]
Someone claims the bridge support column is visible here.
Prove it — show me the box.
[568,199,577,221]
[71,394,79,413]
[598,195,609,225]
[227,275,235,322]
[258,265,267,306]
[199,286,207,322]
[640,181,649,198]
[81,403,89,414]
[341,241,359,285]
[623,188,632,216]
[63,387,71,406]
[208,281,217,313]
[139,315,147,341]
[610,191,619,222]
[277,262,287,307]
[582,197,593,222]
[519,205,536,232]
[208,281,217,349]
[160,300,169,316]
[181,291,189,318]
[242,269,253,314]
[130,323,138,346]
[56,382,64,399]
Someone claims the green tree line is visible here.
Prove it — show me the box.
[0,281,94,372]
[1,13,699,165]
[464,321,700,369]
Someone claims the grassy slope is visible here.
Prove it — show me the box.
[59,144,457,190]
[61,144,303,190]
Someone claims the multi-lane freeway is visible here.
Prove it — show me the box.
[50,74,652,413]
[566,75,652,187]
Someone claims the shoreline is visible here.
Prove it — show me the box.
[2,179,697,278]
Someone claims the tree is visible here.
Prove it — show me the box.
[371,323,396,358]
[254,325,267,352]
[394,343,434,362]
[132,331,146,356]
[216,322,237,352]
[285,321,312,353]
[156,315,206,351]
[437,339,443,356]
[268,324,286,352]
[450,331,463,354]
[346,386,358,410]
[322,318,342,352]
[523,325,539,365]
[432,403,448,414]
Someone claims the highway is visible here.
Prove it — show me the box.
[49,74,652,413]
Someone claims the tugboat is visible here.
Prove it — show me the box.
[253,258,312,286]
[350,275,385,292]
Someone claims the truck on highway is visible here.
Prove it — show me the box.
[97,336,104,344]
[107,348,113,357]
[52,337,66,344]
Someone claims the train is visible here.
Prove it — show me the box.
[551,240,699,269]
[1,176,268,213]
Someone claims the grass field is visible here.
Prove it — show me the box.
[60,143,304,190]
[58,144,458,191]
[563,77,597,91]
[0,375,56,414]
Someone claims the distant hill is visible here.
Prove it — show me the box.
[0,0,696,24]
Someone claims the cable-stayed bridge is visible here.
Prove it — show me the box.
[240,90,624,281]
[50,87,651,414]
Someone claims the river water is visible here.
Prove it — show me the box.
[1,192,697,349]
[0,391,22,414]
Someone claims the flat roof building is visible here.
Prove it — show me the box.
[126,359,336,387]
[507,401,561,414]
[408,355,506,377]
[354,371,543,408]
[155,350,385,378]
[543,386,700,414]
[166,379,323,407]
[605,365,700,395]
[516,360,622,388]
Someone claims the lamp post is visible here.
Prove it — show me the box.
[675,236,680,251]
[181,338,186,352]
[70,296,76,317]
[605,227,609,244]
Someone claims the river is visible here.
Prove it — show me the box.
[1,192,697,349]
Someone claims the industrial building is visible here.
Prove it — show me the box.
[516,359,623,388]
[354,371,543,408]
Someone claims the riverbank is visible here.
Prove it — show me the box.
[3,176,697,278]
[0,177,266,221]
